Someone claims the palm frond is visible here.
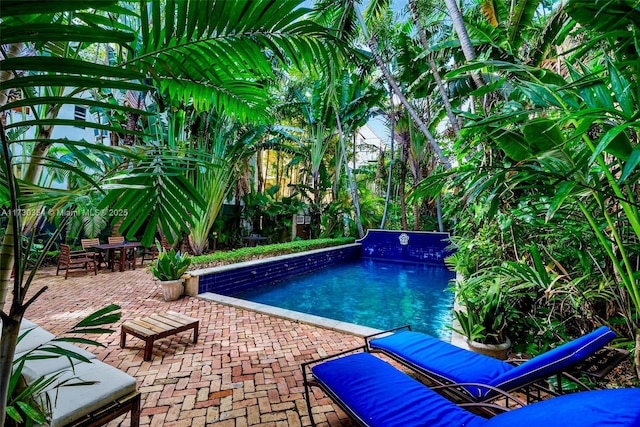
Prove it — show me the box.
[508,0,542,51]
[131,0,347,120]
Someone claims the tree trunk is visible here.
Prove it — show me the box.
[636,327,640,380]
[412,163,422,231]
[0,220,16,313]
[0,315,21,427]
[122,112,139,145]
[333,140,343,201]
[381,89,395,230]
[335,111,364,238]
[257,150,264,194]
[444,0,486,89]
[312,173,321,239]
[353,4,450,169]
[0,43,23,312]
[275,151,281,201]
[368,37,450,169]
[0,43,24,111]
[399,132,409,231]
[0,118,32,427]
[409,0,460,136]
[436,196,444,232]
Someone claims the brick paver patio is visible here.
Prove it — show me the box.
[23,266,362,426]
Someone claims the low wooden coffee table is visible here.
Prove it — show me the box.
[120,311,199,361]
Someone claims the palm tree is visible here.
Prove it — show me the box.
[332,70,385,237]
[187,114,266,255]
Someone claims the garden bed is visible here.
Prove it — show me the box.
[188,237,355,270]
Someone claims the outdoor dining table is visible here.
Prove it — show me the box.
[93,241,141,272]
[242,235,268,247]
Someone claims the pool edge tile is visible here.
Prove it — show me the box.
[198,292,382,337]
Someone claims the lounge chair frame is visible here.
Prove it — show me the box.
[64,390,141,427]
[302,347,368,427]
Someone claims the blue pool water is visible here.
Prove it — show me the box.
[234,258,455,339]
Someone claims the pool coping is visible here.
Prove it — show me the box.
[198,291,382,337]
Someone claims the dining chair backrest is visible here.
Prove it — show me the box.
[108,236,125,244]
[81,238,100,251]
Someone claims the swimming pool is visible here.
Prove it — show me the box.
[233,258,455,339]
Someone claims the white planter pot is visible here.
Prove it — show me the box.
[159,279,184,301]
[466,337,512,360]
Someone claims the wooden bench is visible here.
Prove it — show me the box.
[120,311,199,361]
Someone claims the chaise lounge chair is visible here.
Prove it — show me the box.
[365,325,622,404]
[12,319,141,427]
[303,350,640,427]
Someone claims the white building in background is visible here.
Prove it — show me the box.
[5,100,114,190]
[353,117,390,168]
[7,103,105,145]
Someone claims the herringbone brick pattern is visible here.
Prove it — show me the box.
[24,266,362,426]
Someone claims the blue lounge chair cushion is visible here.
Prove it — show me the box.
[369,326,615,399]
[369,331,511,398]
[483,388,640,427]
[312,352,485,427]
[310,352,640,427]
[486,326,615,394]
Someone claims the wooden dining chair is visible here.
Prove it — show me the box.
[56,244,97,279]
[139,243,158,266]
[81,238,105,269]
[107,236,126,271]
[139,235,172,266]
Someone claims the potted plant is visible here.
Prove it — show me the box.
[452,275,517,359]
[150,243,192,301]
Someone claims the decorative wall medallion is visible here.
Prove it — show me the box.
[398,233,410,246]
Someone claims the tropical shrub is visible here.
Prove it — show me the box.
[151,246,192,282]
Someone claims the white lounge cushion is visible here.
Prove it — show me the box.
[15,327,56,356]
[18,341,98,383]
[0,319,50,355]
[37,360,137,427]
[20,319,39,331]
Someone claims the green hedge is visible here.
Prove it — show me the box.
[189,237,356,270]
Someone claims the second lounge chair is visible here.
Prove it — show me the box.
[303,350,640,427]
[365,325,618,403]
